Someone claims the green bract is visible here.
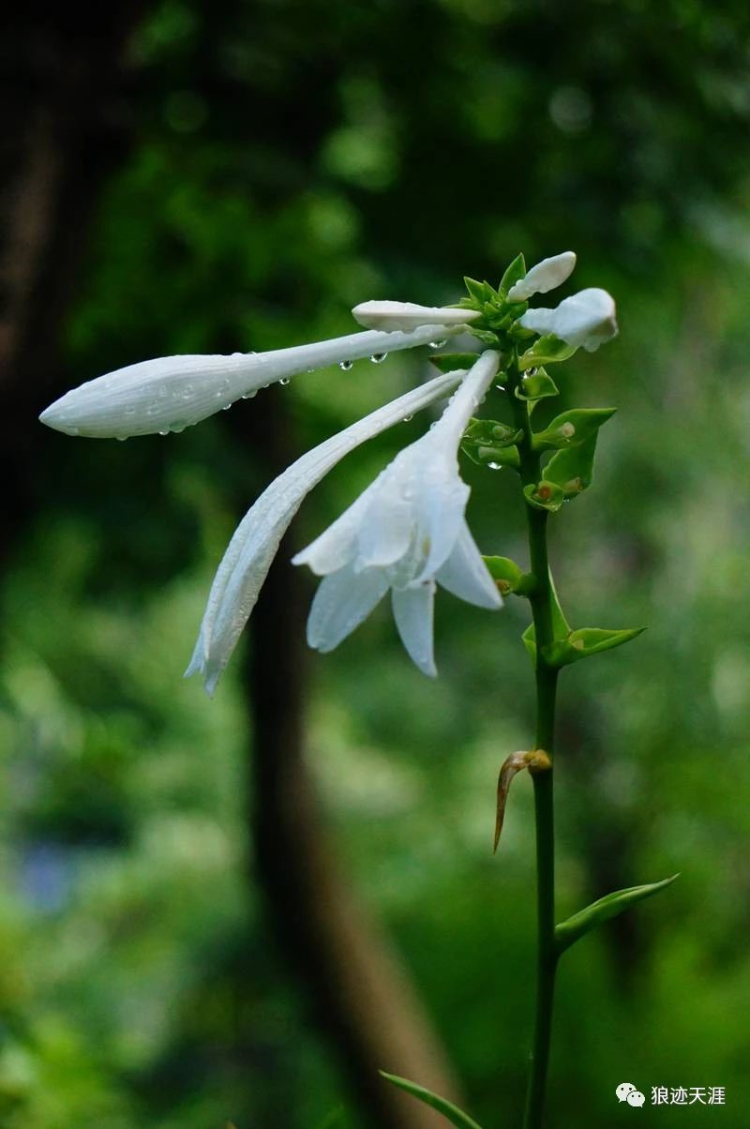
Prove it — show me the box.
[380,1073,484,1129]
[555,876,679,955]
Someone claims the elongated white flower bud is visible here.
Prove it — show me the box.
[186,369,464,695]
[519,287,617,352]
[352,301,481,332]
[507,252,577,302]
[39,324,458,440]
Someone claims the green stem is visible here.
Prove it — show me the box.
[509,370,560,1129]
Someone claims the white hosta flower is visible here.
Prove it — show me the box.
[293,351,503,676]
[519,287,618,352]
[39,323,463,440]
[352,300,481,332]
[507,252,577,302]
[186,369,464,695]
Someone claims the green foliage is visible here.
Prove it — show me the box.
[544,626,646,669]
[430,353,483,374]
[483,556,535,597]
[555,876,680,955]
[519,335,578,368]
[533,408,616,451]
[461,419,521,468]
[498,254,527,299]
[380,1073,484,1129]
[541,433,599,497]
[514,369,559,402]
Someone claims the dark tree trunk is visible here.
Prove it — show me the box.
[244,394,462,1129]
[0,5,142,542]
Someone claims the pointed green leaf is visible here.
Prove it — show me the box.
[429,352,482,373]
[514,368,559,402]
[542,433,598,497]
[543,626,645,668]
[519,334,578,368]
[463,277,495,304]
[523,481,565,512]
[498,253,526,298]
[555,875,679,955]
[534,408,616,450]
[380,1073,484,1129]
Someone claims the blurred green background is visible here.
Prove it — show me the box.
[3,1,750,1126]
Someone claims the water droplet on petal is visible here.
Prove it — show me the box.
[495,384,506,392]
[370,353,388,364]
[116,435,127,442]
[159,430,169,436]
[339,360,354,371]
[280,377,291,386]
[222,404,232,410]
[429,339,447,349]
[524,367,538,378]
[241,390,257,400]
[170,421,188,433]
[402,414,413,422]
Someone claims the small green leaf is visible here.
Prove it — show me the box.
[463,277,495,304]
[543,626,645,668]
[461,419,521,468]
[555,875,679,955]
[534,408,616,450]
[380,1073,484,1129]
[464,444,520,469]
[522,572,570,663]
[463,419,522,447]
[523,481,565,512]
[498,253,526,298]
[514,368,559,402]
[429,352,481,373]
[519,334,578,368]
[469,327,502,345]
[483,556,535,596]
[542,433,598,497]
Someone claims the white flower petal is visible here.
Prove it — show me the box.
[436,522,503,609]
[353,473,414,570]
[186,369,461,694]
[430,348,501,446]
[306,564,389,652]
[519,287,618,352]
[391,582,437,677]
[295,349,502,674]
[352,300,481,332]
[507,252,577,302]
[410,463,469,580]
[39,324,458,440]
[292,485,375,575]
